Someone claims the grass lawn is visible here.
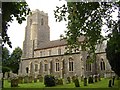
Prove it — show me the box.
[3,78,119,89]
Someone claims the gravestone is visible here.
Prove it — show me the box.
[11,78,18,87]
[4,72,8,79]
[81,75,84,81]
[94,75,97,82]
[24,76,29,83]
[112,76,115,85]
[67,77,71,84]
[34,78,37,83]
[74,78,80,87]
[108,80,112,87]
[18,76,24,84]
[84,77,87,86]
[37,75,43,82]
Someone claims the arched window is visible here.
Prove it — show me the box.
[55,59,60,72]
[69,58,74,71]
[100,59,105,70]
[26,67,29,73]
[44,60,48,71]
[86,56,92,71]
[41,18,43,25]
[35,64,38,72]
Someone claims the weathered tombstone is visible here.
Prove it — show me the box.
[108,80,112,87]
[34,78,37,83]
[112,76,115,85]
[67,77,71,83]
[11,78,18,87]
[81,75,84,81]
[29,76,33,83]
[88,76,93,84]
[4,72,8,79]
[18,76,24,84]
[72,76,76,83]
[24,75,29,83]
[74,78,80,87]
[37,75,43,82]
[84,77,87,86]
[98,74,101,81]
[95,75,97,82]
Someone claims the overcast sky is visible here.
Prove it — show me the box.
[6,0,67,52]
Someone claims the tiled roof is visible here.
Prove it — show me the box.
[35,36,85,50]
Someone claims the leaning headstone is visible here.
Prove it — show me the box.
[67,77,71,83]
[112,76,115,85]
[81,75,84,81]
[72,76,76,83]
[34,78,37,83]
[4,72,8,79]
[24,75,29,83]
[11,78,18,87]
[74,78,80,87]
[29,76,33,83]
[108,80,112,87]
[95,75,97,82]
[88,76,93,84]
[98,74,101,81]
[18,76,24,84]
[84,77,87,86]
[37,75,43,82]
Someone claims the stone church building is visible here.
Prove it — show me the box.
[18,9,113,78]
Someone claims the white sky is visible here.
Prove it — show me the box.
[6,0,67,53]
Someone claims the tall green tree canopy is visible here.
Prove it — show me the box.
[10,47,22,73]
[54,1,120,76]
[2,2,31,48]
[2,47,11,74]
[2,47,10,66]
[2,47,22,73]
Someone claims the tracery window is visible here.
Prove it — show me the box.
[69,58,74,71]
[100,59,105,70]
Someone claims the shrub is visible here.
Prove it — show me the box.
[44,75,56,87]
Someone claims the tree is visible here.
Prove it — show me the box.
[9,47,22,73]
[106,23,120,77]
[2,47,11,74]
[54,2,120,76]
[2,2,31,48]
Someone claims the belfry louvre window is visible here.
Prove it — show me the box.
[56,62,60,71]
[69,58,74,71]
[100,59,105,70]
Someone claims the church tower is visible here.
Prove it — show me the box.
[22,9,50,58]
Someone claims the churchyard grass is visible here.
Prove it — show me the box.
[3,78,119,88]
